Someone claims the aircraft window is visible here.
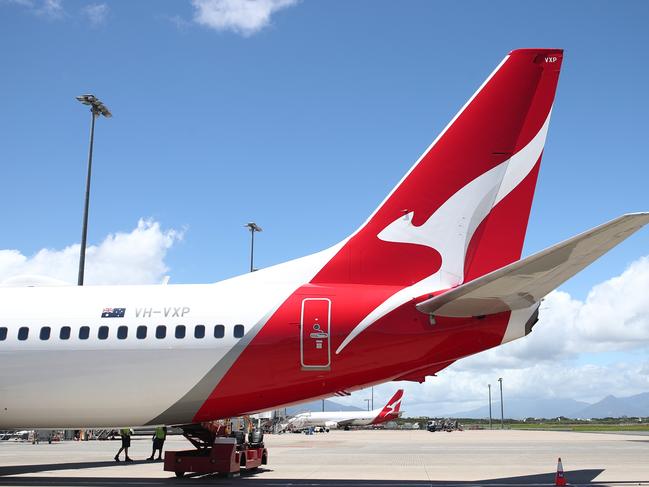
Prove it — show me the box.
[98,326,109,340]
[194,325,205,339]
[233,324,244,338]
[60,326,71,340]
[156,325,166,339]
[40,327,51,340]
[175,325,186,339]
[137,325,147,339]
[79,326,90,340]
[117,326,128,340]
[214,324,224,338]
[18,327,29,341]
[0,327,7,341]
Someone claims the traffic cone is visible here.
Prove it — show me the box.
[555,457,567,486]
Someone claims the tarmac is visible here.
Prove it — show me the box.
[1,429,648,486]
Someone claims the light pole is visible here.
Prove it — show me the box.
[76,94,111,286]
[498,377,504,429]
[244,222,262,272]
[322,399,325,412]
[488,384,492,430]
[371,386,374,410]
[364,398,370,411]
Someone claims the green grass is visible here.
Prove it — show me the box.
[509,423,649,432]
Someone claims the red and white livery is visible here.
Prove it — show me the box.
[288,389,404,430]
[1,49,647,429]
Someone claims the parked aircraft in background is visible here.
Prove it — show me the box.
[288,390,404,431]
[1,49,647,431]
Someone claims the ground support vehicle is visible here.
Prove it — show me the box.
[164,423,267,478]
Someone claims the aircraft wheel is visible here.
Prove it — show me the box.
[175,472,185,478]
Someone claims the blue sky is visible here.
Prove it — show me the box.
[2,0,648,292]
[1,0,648,414]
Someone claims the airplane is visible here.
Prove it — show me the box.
[287,389,404,431]
[1,48,648,435]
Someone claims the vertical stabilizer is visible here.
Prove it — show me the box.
[314,49,563,288]
[372,389,404,424]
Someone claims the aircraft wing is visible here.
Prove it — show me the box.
[416,213,649,318]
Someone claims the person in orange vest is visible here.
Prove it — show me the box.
[147,426,167,461]
[114,428,133,462]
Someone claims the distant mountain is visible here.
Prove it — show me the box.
[285,399,363,415]
[441,392,649,420]
[572,393,649,419]
[282,392,649,419]
[443,398,589,420]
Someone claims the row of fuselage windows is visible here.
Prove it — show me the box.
[0,324,245,342]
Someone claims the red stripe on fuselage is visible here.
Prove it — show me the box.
[192,284,511,421]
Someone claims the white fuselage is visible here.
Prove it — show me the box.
[288,409,383,429]
[0,249,336,429]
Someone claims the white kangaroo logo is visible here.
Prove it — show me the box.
[336,111,552,354]
[383,398,401,415]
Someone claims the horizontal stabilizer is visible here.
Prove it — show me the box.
[416,213,649,317]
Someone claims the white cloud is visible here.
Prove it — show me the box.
[334,358,649,418]
[3,0,35,7]
[3,0,65,19]
[472,255,649,368]
[82,3,108,26]
[0,219,182,286]
[191,0,299,36]
[36,0,63,18]
[413,359,648,414]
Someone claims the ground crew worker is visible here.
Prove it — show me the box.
[114,428,133,462]
[147,426,167,461]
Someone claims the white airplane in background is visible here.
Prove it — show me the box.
[288,390,404,431]
[1,49,648,436]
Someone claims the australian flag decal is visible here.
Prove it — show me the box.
[101,308,126,318]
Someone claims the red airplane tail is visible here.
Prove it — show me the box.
[372,389,404,424]
[313,49,564,288]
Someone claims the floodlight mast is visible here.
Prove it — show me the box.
[488,383,492,430]
[498,377,504,429]
[76,94,111,286]
[244,222,263,272]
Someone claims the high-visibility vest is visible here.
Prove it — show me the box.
[120,428,130,437]
[155,427,166,440]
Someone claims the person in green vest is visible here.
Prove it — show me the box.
[147,426,167,461]
[114,428,133,462]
